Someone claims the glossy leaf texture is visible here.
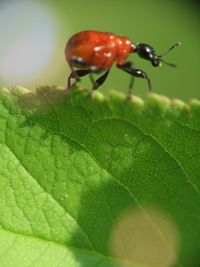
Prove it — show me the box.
[0,86,200,267]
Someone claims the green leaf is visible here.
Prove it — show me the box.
[0,86,200,267]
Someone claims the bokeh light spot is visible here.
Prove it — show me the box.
[0,1,57,86]
[110,207,179,267]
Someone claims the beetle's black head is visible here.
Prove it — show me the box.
[136,43,160,67]
[133,42,181,68]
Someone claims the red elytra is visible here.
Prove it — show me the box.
[65,30,134,69]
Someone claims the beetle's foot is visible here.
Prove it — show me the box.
[86,88,98,98]
[126,93,133,101]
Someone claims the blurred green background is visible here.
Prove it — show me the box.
[0,0,199,100]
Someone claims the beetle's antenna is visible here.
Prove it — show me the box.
[158,42,181,58]
[160,59,177,68]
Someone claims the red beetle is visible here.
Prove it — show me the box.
[65,30,180,93]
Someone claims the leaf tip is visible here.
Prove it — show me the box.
[0,86,10,94]
[146,93,171,111]
[109,90,144,108]
[190,99,200,109]
[129,95,144,109]
[109,90,126,100]
[170,98,189,112]
[90,90,105,102]
[11,85,32,96]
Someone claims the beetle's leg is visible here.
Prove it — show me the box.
[128,76,135,95]
[67,69,91,90]
[117,62,152,93]
[67,57,89,89]
[90,70,110,91]
[120,61,135,96]
[70,66,81,84]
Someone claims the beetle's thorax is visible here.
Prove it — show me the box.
[115,36,133,66]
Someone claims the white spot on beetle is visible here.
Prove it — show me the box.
[94,45,105,52]
[104,52,112,57]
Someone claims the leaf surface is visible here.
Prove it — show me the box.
[0,86,200,267]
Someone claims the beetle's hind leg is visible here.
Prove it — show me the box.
[89,69,110,91]
[67,67,91,90]
[67,59,110,93]
[67,57,90,90]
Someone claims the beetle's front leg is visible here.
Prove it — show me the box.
[117,62,152,93]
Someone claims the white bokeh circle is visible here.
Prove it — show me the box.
[0,1,57,86]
